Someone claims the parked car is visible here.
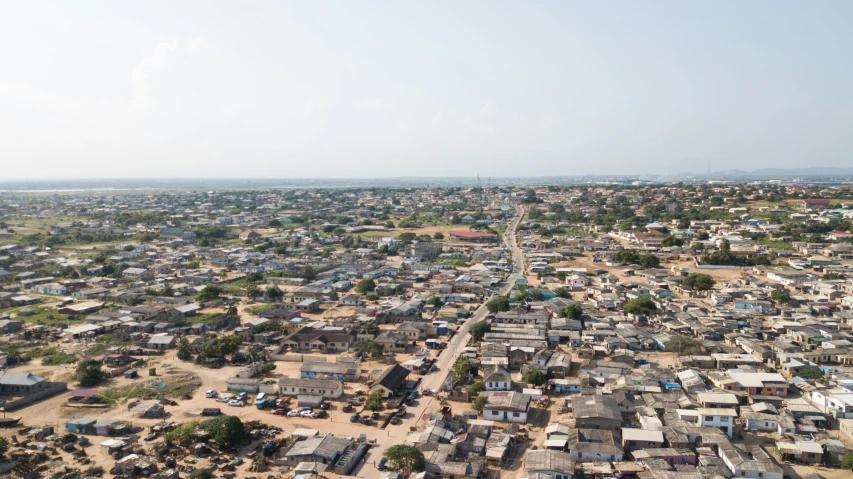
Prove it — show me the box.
[205,389,218,398]
[319,402,330,410]
[287,410,301,417]
[273,408,290,415]
[315,410,328,418]
[300,410,316,418]
[228,400,244,407]
[342,404,353,413]
[389,416,402,425]
[422,388,431,396]
[377,458,388,471]
[254,392,266,404]
[371,412,380,420]
[350,413,360,423]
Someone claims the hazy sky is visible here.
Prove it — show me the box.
[3,2,852,179]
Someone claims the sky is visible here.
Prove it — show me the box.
[2,1,852,179]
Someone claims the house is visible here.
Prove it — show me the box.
[0,320,24,334]
[339,294,363,306]
[281,327,355,353]
[621,428,665,450]
[0,371,56,395]
[483,365,512,391]
[159,228,196,242]
[800,199,831,210]
[448,230,498,242]
[370,364,410,398]
[239,230,263,240]
[300,361,361,381]
[277,378,344,399]
[122,268,155,281]
[718,441,783,479]
[566,428,624,462]
[572,395,622,430]
[697,408,738,436]
[525,450,575,479]
[226,377,261,393]
[481,391,531,423]
[146,335,175,350]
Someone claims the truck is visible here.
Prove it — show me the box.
[256,398,269,410]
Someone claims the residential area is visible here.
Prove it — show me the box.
[1,182,853,479]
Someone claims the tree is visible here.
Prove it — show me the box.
[355,278,376,294]
[639,254,660,269]
[697,231,710,240]
[486,296,510,313]
[471,396,488,412]
[246,284,261,299]
[74,360,106,387]
[553,287,571,299]
[365,390,384,411]
[522,368,547,386]
[426,296,444,308]
[197,285,224,301]
[398,232,416,244]
[384,445,425,476]
[0,437,8,458]
[161,282,174,297]
[823,271,845,280]
[361,321,379,335]
[612,249,640,264]
[683,273,715,291]
[355,340,384,358]
[771,290,791,305]
[664,335,702,356]
[225,300,238,316]
[662,235,684,247]
[453,356,471,385]
[264,285,284,301]
[468,382,486,397]
[187,470,214,479]
[841,452,853,471]
[302,265,317,282]
[559,304,583,320]
[469,321,492,341]
[268,219,282,228]
[177,337,192,359]
[433,232,445,240]
[625,297,657,317]
[798,367,824,380]
[200,415,245,449]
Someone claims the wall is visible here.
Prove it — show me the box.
[3,382,67,410]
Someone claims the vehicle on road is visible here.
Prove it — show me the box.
[228,399,244,407]
[350,413,360,422]
[422,388,431,395]
[287,410,301,417]
[315,410,328,418]
[377,458,388,471]
[205,389,217,398]
[273,408,290,415]
[300,410,316,418]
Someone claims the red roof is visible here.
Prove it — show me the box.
[448,230,497,239]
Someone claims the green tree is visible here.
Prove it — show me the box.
[522,368,547,386]
[798,367,824,380]
[398,232,416,244]
[664,335,702,356]
[0,437,8,458]
[197,285,224,301]
[187,470,214,479]
[161,282,174,297]
[662,235,684,247]
[383,445,425,476]
[453,356,471,385]
[625,297,657,317]
[355,278,376,294]
[268,219,282,228]
[823,272,844,280]
[302,265,317,282]
[361,321,379,335]
[433,232,445,240]
[246,283,261,299]
[73,360,106,387]
[559,304,583,320]
[468,382,486,397]
[355,340,384,358]
[613,249,640,264]
[426,296,444,308]
[471,395,488,412]
[553,287,571,299]
[177,337,192,359]
[200,415,245,449]
[639,254,660,269]
[469,321,492,341]
[841,452,853,471]
[264,285,284,301]
[486,296,510,313]
[697,231,710,240]
[683,273,715,291]
[771,290,791,305]
[365,390,384,411]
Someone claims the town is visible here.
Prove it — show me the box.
[1,182,853,479]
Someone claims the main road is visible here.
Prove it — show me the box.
[418,205,525,394]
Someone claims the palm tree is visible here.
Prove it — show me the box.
[225,300,238,317]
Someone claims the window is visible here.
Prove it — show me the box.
[705,416,714,421]
[513,412,520,417]
[720,417,729,422]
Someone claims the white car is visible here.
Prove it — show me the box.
[300,410,316,418]
[287,410,300,417]
[228,399,244,407]
[205,390,217,398]
[254,392,266,404]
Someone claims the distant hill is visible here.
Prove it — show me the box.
[712,167,853,177]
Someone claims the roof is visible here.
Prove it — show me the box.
[526,449,575,473]
[622,428,664,442]
[573,394,621,421]
[484,391,531,412]
[448,230,497,239]
[285,435,350,460]
[0,371,45,386]
[374,365,410,391]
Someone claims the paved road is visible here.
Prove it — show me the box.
[358,207,525,478]
[419,206,525,395]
